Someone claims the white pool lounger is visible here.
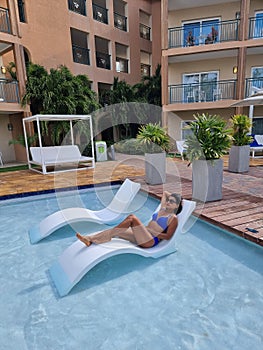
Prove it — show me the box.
[49,199,196,297]
[29,179,141,244]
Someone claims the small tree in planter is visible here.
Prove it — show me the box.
[185,113,231,202]
[137,123,170,185]
[228,114,252,173]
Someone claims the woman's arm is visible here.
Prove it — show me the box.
[160,191,171,208]
[157,215,178,241]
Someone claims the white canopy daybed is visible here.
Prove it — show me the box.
[23,114,95,174]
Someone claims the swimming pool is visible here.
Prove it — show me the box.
[0,185,262,350]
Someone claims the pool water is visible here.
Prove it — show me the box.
[0,185,262,350]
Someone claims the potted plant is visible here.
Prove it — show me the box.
[185,113,231,202]
[137,123,170,185]
[228,114,252,173]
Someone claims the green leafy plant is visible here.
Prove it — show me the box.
[8,134,38,148]
[137,122,170,153]
[185,113,231,162]
[229,114,253,146]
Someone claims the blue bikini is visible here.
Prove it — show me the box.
[151,212,170,246]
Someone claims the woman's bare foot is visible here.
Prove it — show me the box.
[76,233,92,247]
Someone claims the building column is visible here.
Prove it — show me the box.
[13,43,26,98]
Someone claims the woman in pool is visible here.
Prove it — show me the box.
[76,191,182,248]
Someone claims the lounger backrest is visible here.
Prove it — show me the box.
[107,179,141,213]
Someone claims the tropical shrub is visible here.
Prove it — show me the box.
[185,113,231,162]
[229,114,253,146]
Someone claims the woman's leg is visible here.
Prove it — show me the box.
[77,215,155,248]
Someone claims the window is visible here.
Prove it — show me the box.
[254,12,263,38]
[17,0,26,22]
[183,71,218,102]
[251,67,263,92]
[183,18,219,46]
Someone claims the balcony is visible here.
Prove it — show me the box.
[249,17,263,39]
[0,79,20,103]
[0,7,11,34]
[140,23,151,40]
[68,0,86,16]
[141,63,151,77]
[168,19,239,48]
[116,57,128,73]
[96,51,111,69]
[245,77,263,97]
[114,12,127,31]
[72,45,90,65]
[168,79,236,104]
[92,4,108,24]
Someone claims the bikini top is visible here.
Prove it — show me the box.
[151,212,170,232]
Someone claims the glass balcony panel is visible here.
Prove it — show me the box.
[114,12,127,31]
[169,19,239,48]
[72,45,90,65]
[68,0,86,16]
[249,14,263,39]
[169,80,236,104]
[140,23,151,40]
[93,4,108,24]
[116,57,128,73]
[141,63,151,76]
[0,79,20,103]
[0,7,11,33]
[96,51,111,69]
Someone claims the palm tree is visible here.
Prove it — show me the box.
[22,63,100,145]
[134,64,162,106]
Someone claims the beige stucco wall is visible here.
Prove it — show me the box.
[0,116,16,163]
[18,0,161,90]
[168,2,241,28]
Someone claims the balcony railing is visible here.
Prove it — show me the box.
[0,7,11,33]
[114,12,127,31]
[169,19,239,48]
[68,0,86,16]
[96,51,111,69]
[116,57,128,73]
[169,79,237,104]
[141,63,151,76]
[92,3,108,24]
[72,45,90,65]
[248,17,263,39]
[140,23,151,40]
[245,77,263,97]
[0,79,20,103]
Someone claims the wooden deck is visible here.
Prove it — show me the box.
[0,154,263,246]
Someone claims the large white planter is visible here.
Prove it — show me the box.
[145,152,166,185]
[192,158,223,202]
[228,145,250,173]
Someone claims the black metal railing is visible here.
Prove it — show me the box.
[0,79,20,103]
[140,23,151,40]
[141,63,151,76]
[245,77,263,97]
[92,3,108,24]
[169,19,239,48]
[0,7,11,33]
[116,57,128,73]
[114,12,127,31]
[68,0,86,16]
[72,45,90,65]
[248,17,263,39]
[96,51,111,69]
[169,79,237,104]
[17,0,26,22]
